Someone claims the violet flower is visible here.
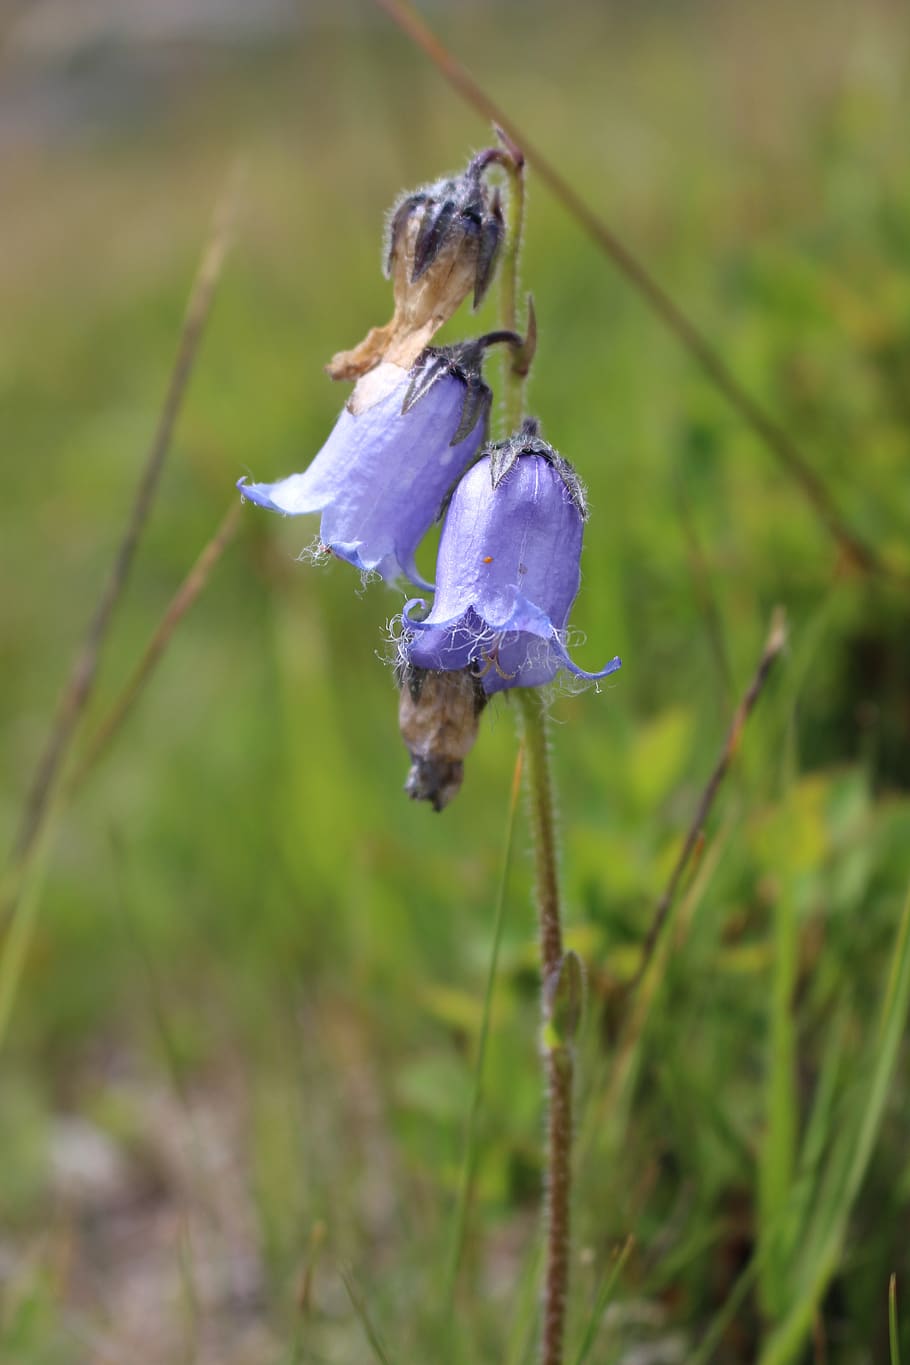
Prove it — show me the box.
[401,425,622,694]
[237,345,497,588]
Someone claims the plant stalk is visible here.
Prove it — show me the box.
[517,687,573,1365]
[497,146,527,436]
[495,135,572,1365]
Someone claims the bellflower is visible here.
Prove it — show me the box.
[237,345,496,588]
[401,425,622,694]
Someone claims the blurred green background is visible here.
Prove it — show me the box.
[3,1,910,1361]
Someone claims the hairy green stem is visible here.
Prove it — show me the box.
[518,687,573,1365]
[498,151,527,437]
[496,137,572,1365]
[518,692,562,977]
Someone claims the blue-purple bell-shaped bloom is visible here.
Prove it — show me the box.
[237,348,493,588]
[401,428,622,695]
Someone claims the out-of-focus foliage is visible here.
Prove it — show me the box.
[2,1,910,1361]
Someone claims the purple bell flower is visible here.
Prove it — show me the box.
[237,346,495,588]
[400,426,622,695]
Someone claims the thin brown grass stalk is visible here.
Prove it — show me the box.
[70,501,241,791]
[8,170,238,876]
[372,0,887,580]
[634,606,788,986]
[675,480,735,711]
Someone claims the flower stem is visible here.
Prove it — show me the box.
[518,691,562,976]
[497,147,527,437]
[497,136,572,1365]
[517,686,573,1365]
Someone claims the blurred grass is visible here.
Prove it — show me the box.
[3,0,910,1361]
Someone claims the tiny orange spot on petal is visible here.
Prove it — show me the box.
[482,555,494,564]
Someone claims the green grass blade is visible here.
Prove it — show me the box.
[759,882,910,1365]
[689,1249,763,1365]
[783,1006,849,1261]
[505,1240,544,1365]
[573,1235,634,1365]
[757,887,799,1316]
[890,1274,902,1365]
[0,818,55,1054]
[340,1266,394,1365]
[444,746,524,1317]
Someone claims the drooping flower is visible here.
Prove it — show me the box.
[237,343,499,588]
[400,424,622,694]
[327,151,505,381]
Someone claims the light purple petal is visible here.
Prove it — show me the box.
[403,604,488,673]
[423,456,583,632]
[553,644,623,683]
[402,450,622,693]
[239,362,486,586]
[236,474,322,515]
[481,631,562,694]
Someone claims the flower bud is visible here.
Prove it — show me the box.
[327,154,504,381]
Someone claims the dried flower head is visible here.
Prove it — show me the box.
[327,151,505,381]
[397,663,488,811]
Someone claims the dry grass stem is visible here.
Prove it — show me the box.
[71,501,241,791]
[373,0,886,579]
[9,168,239,872]
[634,607,788,984]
